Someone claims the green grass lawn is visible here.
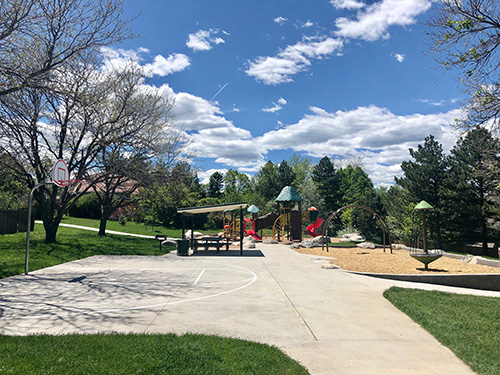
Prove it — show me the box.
[384,287,500,375]
[0,333,309,375]
[0,223,173,279]
[61,216,184,237]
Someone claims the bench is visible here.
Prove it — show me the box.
[192,236,230,253]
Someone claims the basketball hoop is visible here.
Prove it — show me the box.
[52,159,69,187]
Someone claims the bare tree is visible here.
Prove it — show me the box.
[0,57,110,242]
[428,0,500,129]
[86,64,183,236]
[0,0,133,97]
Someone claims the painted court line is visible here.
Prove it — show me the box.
[1,261,258,319]
[194,269,205,284]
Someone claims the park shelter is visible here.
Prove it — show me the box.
[177,202,248,255]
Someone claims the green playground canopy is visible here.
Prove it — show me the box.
[414,200,433,210]
[275,186,302,202]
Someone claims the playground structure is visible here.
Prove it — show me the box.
[409,200,443,270]
[223,208,241,239]
[306,208,323,237]
[223,186,324,243]
[321,204,393,253]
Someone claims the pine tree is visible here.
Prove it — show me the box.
[395,135,448,249]
[277,160,296,189]
[312,156,340,213]
[208,172,224,198]
[448,128,500,255]
[255,161,280,203]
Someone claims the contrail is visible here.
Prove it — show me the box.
[210,82,229,101]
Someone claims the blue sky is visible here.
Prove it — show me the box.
[106,0,464,186]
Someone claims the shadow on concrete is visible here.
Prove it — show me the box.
[190,249,265,257]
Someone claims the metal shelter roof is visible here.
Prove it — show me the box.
[177,202,248,215]
[275,186,302,202]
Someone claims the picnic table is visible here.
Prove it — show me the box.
[191,236,230,253]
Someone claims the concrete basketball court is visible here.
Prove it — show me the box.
[2,243,496,374]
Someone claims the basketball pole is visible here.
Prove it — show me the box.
[25,180,55,275]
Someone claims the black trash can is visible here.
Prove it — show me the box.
[176,239,190,256]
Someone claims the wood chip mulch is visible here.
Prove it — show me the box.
[293,246,500,275]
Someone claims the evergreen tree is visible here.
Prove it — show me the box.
[395,135,448,249]
[287,153,312,188]
[312,156,340,214]
[382,185,420,245]
[224,169,253,203]
[254,161,280,204]
[277,160,296,189]
[338,165,375,206]
[337,165,380,241]
[208,171,224,198]
[448,128,500,255]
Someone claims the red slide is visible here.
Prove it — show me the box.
[245,229,262,241]
[306,217,323,237]
[243,218,262,241]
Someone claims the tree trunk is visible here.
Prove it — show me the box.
[98,204,113,236]
[98,216,108,236]
[43,216,61,244]
[44,225,58,243]
[481,221,489,257]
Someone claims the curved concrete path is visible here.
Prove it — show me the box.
[1,243,492,374]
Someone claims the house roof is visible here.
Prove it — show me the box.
[275,186,302,202]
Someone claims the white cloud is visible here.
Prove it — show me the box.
[172,97,460,185]
[255,105,461,185]
[335,0,431,41]
[262,103,283,113]
[163,84,266,168]
[246,37,343,84]
[145,79,461,186]
[100,47,144,72]
[394,53,405,63]
[186,29,226,51]
[144,53,190,76]
[274,16,288,25]
[172,92,235,131]
[330,0,366,10]
[296,20,314,28]
[100,47,190,77]
[278,97,287,105]
[198,168,228,184]
[416,99,447,107]
[262,97,288,113]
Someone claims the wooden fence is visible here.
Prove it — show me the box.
[0,209,34,234]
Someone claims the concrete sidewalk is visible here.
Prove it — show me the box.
[1,244,488,374]
[36,221,159,239]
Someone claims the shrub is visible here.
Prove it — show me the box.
[68,193,101,219]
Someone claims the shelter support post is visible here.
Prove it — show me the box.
[240,207,243,255]
[182,215,185,239]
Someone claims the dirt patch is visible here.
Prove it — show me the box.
[293,246,500,275]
